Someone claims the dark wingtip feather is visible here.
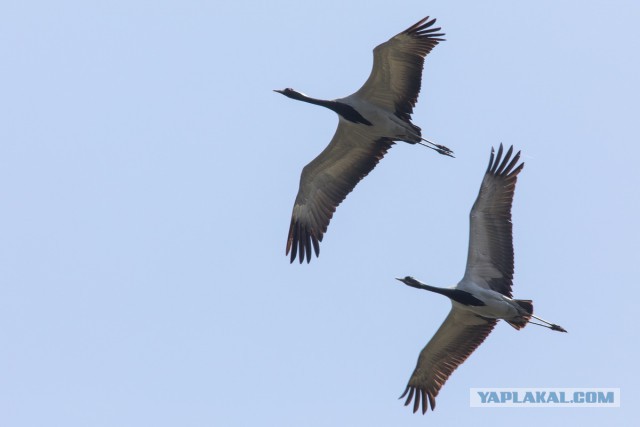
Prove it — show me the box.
[286,219,321,264]
[503,149,523,177]
[298,236,304,263]
[404,387,415,408]
[311,235,320,259]
[495,145,514,175]
[404,16,431,34]
[486,147,496,173]
[286,219,297,264]
[428,393,436,411]
[400,386,433,414]
[486,144,525,179]
[304,232,312,263]
[491,144,504,174]
[404,16,446,40]
[399,385,410,399]
[413,387,421,413]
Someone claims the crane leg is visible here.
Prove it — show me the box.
[530,314,567,333]
[417,138,455,158]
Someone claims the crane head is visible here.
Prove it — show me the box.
[274,88,305,100]
[396,276,424,289]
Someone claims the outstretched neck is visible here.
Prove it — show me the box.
[408,282,455,298]
[286,91,333,108]
[282,90,372,125]
[399,278,485,307]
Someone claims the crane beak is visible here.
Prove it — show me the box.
[273,89,284,94]
[395,277,413,285]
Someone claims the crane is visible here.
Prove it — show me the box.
[276,16,452,264]
[396,144,566,414]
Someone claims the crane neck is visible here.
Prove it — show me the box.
[405,281,486,307]
[414,283,455,298]
[287,92,373,125]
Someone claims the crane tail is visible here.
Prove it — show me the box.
[505,299,533,330]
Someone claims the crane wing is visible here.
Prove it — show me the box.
[462,145,524,297]
[354,16,444,122]
[401,307,497,414]
[286,123,394,263]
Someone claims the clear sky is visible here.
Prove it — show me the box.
[1,1,639,426]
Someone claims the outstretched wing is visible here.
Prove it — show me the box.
[286,122,394,263]
[354,16,445,121]
[401,307,497,414]
[462,144,525,297]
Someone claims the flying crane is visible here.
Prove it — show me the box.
[276,16,452,263]
[396,145,566,414]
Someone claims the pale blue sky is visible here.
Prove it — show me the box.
[1,1,639,426]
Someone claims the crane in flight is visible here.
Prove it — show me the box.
[276,16,452,264]
[396,145,566,414]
